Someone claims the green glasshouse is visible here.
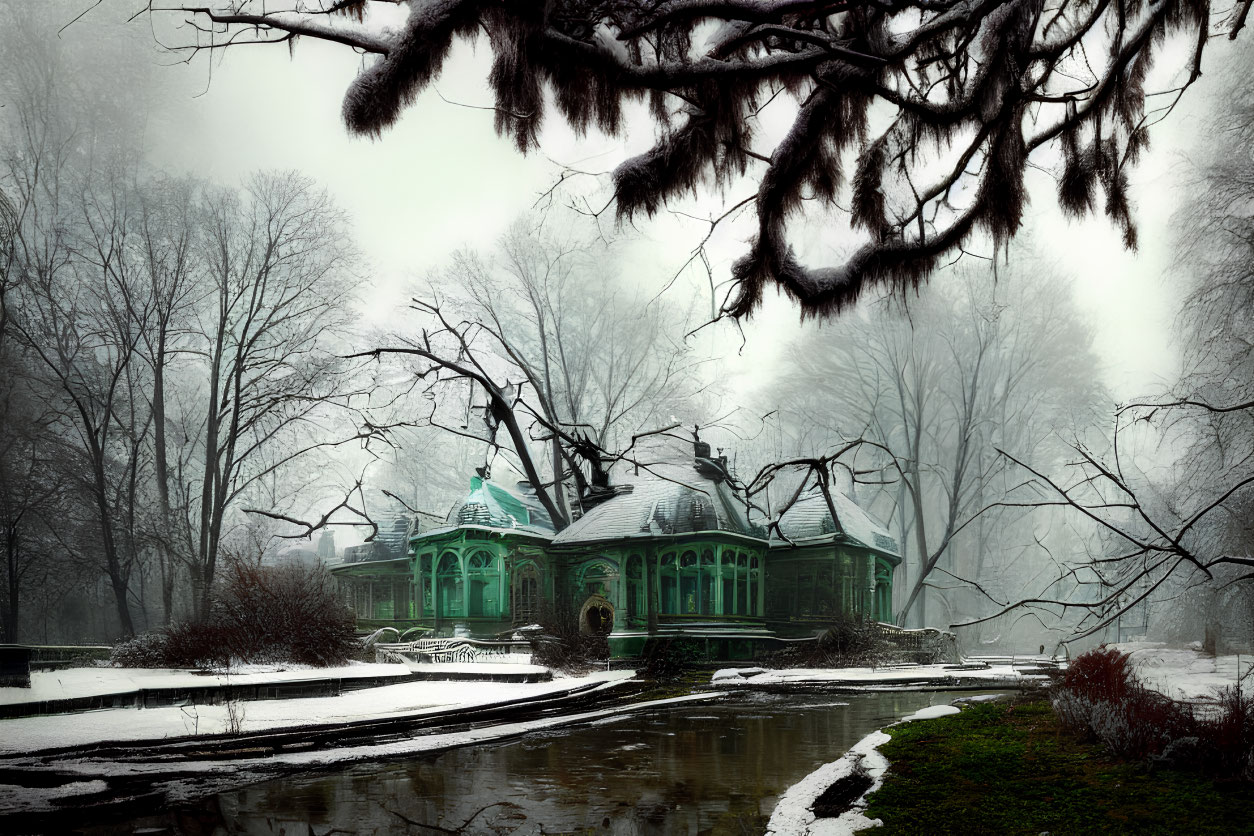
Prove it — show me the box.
[332,449,901,657]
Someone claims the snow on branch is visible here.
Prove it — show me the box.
[152,0,1241,318]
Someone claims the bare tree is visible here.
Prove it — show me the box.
[0,9,160,637]
[0,7,380,638]
[760,262,1102,627]
[153,0,1242,319]
[133,177,203,625]
[970,54,1254,646]
[11,170,157,636]
[0,347,73,641]
[183,171,364,620]
[431,215,703,518]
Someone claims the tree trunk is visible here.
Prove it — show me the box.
[4,529,19,642]
[151,337,177,625]
[89,439,134,637]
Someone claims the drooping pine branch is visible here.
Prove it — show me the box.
[157,0,1233,317]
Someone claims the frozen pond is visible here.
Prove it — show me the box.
[96,690,983,835]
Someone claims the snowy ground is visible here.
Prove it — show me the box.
[0,661,415,707]
[0,668,632,755]
[711,660,1049,690]
[0,687,723,816]
[1113,641,1254,703]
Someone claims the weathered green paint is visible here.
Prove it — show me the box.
[333,525,552,635]
[550,535,770,636]
[330,479,899,658]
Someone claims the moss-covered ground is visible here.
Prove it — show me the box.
[865,696,1254,835]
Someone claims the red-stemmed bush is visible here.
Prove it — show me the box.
[1053,646,1254,781]
[1057,645,1135,702]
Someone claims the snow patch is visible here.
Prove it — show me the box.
[0,662,413,707]
[900,704,960,722]
[0,779,109,814]
[951,693,1006,705]
[709,663,1040,689]
[767,697,976,835]
[765,731,890,836]
[0,670,635,755]
[712,667,768,682]
[1112,642,1251,704]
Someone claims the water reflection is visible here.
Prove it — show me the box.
[105,690,979,835]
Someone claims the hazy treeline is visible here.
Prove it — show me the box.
[744,257,1109,646]
[0,11,364,642]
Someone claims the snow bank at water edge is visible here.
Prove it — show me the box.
[765,703,960,835]
[711,662,1046,689]
[0,691,725,816]
[0,662,415,706]
[765,730,891,836]
[0,670,635,755]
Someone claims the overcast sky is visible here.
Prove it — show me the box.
[36,3,1230,402]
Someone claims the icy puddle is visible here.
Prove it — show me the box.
[87,689,988,835]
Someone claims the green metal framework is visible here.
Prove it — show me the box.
[764,543,898,634]
[332,526,553,634]
[555,534,769,628]
[331,477,900,655]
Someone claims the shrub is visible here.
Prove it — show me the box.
[1211,685,1254,780]
[109,631,172,668]
[1053,646,1254,781]
[111,562,359,669]
[816,615,882,661]
[212,561,359,666]
[1057,645,1135,703]
[760,615,888,669]
[641,637,705,680]
[526,605,609,673]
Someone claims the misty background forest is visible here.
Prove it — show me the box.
[1,1,1252,658]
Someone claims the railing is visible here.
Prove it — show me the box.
[872,622,960,663]
[374,637,534,665]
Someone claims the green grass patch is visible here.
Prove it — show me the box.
[865,696,1254,835]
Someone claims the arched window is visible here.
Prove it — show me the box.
[679,550,699,614]
[660,552,678,614]
[513,562,541,625]
[700,549,716,615]
[580,561,619,602]
[816,564,835,617]
[747,554,761,617]
[736,552,750,615]
[839,553,854,616]
[465,550,500,618]
[417,553,434,617]
[625,555,644,621]
[437,552,464,618]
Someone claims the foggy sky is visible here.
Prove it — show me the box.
[32,1,1222,407]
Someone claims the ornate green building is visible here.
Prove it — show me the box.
[332,452,900,657]
[766,488,901,634]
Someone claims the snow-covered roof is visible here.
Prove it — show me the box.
[771,487,901,561]
[414,477,556,542]
[552,463,764,546]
